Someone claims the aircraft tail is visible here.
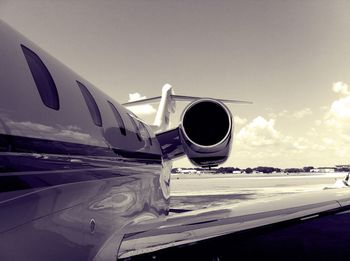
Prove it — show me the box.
[122,83,252,133]
[153,84,176,132]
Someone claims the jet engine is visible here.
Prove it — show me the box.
[179,99,233,167]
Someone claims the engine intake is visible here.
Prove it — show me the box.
[182,100,231,147]
[179,99,233,167]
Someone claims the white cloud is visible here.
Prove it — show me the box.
[311,81,350,156]
[126,92,157,115]
[292,108,312,118]
[332,81,350,95]
[128,93,145,102]
[236,116,281,147]
[323,95,350,144]
[235,116,311,155]
[328,96,350,119]
[234,116,247,126]
[230,116,316,167]
[267,110,288,118]
[324,82,350,136]
[322,137,335,146]
[268,108,312,119]
[236,116,313,151]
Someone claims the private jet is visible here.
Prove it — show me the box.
[1,19,350,260]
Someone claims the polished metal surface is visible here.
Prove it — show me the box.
[118,188,350,259]
[0,19,168,261]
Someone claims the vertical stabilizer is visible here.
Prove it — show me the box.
[152,84,176,132]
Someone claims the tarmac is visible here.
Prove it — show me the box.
[170,172,347,211]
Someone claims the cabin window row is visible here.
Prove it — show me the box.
[21,44,152,143]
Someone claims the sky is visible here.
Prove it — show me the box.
[1,0,350,168]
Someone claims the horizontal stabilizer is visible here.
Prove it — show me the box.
[171,95,252,104]
[122,96,162,106]
[122,95,252,106]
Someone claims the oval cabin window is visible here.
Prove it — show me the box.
[141,122,153,145]
[77,81,102,127]
[21,45,60,110]
[128,114,142,142]
[108,101,126,136]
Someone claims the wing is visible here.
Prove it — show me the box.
[117,189,350,260]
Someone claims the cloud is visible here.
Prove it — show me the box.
[268,110,288,118]
[236,116,311,150]
[236,116,281,147]
[234,116,247,127]
[126,92,157,115]
[292,108,312,118]
[229,116,318,168]
[332,81,350,95]
[310,81,350,155]
[328,96,350,119]
[324,82,350,131]
[267,108,312,119]
[314,81,350,152]
[323,93,350,143]
[322,137,335,146]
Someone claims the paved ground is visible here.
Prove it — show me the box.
[169,172,347,211]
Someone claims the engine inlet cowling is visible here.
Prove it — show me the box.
[179,99,233,167]
[182,100,231,147]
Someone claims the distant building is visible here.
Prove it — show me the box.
[311,167,335,173]
[177,168,200,174]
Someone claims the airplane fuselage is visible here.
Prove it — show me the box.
[0,20,169,260]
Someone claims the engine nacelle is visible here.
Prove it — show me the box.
[179,99,233,167]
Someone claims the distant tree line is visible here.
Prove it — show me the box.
[172,165,350,174]
[337,167,350,172]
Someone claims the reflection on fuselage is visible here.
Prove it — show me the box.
[0,19,169,261]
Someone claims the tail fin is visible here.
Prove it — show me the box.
[122,84,176,132]
[153,84,176,132]
[122,83,252,133]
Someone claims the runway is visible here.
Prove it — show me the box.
[170,172,347,211]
